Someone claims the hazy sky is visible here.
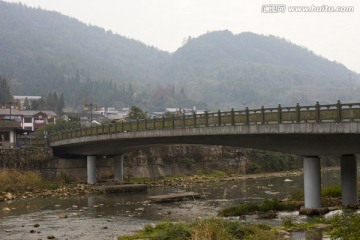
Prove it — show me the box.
[3,0,360,73]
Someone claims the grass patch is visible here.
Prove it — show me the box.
[322,185,341,198]
[202,170,227,178]
[327,211,360,239]
[129,171,228,184]
[120,211,360,240]
[218,199,298,217]
[129,176,153,184]
[119,218,277,240]
[281,210,360,239]
[289,185,342,203]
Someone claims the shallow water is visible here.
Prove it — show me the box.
[0,170,341,239]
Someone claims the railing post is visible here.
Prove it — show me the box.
[153,117,156,130]
[115,122,118,132]
[296,103,301,123]
[145,119,147,130]
[336,100,342,123]
[315,101,320,123]
[218,110,221,126]
[231,108,235,126]
[277,104,282,124]
[193,112,197,127]
[136,119,139,131]
[162,116,165,129]
[121,121,124,132]
[245,107,249,125]
[205,111,208,127]
[172,116,175,129]
[261,106,265,124]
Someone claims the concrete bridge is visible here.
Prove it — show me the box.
[49,101,360,209]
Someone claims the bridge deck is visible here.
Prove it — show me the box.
[50,102,360,156]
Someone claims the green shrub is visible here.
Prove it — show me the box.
[289,189,304,201]
[179,157,196,169]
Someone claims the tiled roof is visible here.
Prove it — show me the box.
[0,109,57,117]
[0,120,22,129]
[0,108,23,115]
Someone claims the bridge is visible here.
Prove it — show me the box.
[49,101,360,209]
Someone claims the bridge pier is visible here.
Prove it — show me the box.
[87,155,96,184]
[114,155,124,182]
[303,156,322,208]
[341,154,358,206]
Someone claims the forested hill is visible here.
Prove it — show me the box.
[0,1,168,87]
[0,1,358,111]
[164,30,358,108]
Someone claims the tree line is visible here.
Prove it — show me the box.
[0,75,64,115]
[26,92,65,115]
[0,75,13,106]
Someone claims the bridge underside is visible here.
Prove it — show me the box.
[51,123,360,209]
[52,132,360,157]
[52,123,360,157]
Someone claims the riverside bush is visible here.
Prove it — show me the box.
[0,169,61,192]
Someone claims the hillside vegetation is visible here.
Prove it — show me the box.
[0,1,358,111]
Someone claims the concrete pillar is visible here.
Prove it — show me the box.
[87,155,96,184]
[303,156,322,208]
[341,155,358,206]
[114,155,124,182]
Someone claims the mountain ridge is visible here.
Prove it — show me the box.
[0,1,358,111]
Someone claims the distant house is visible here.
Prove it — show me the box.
[21,110,57,131]
[13,95,42,109]
[0,120,26,148]
[0,109,57,131]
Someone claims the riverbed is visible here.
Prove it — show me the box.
[0,169,341,239]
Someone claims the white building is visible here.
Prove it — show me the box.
[13,95,42,109]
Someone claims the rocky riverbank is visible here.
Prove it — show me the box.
[1,184,100,203]
[1,167,339,205]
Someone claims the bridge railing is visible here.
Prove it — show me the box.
[49,101,360,142]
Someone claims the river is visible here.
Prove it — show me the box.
[0,169,341,240]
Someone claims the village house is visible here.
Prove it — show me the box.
[0,109,57,131]
[0,119,25,148]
